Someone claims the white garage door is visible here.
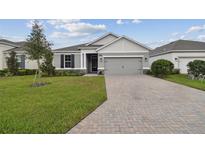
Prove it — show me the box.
[179,57,205,74]
[104,57,143,75]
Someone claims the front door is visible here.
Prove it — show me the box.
[91,55,98,72]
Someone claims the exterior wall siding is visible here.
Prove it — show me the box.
[97,38,150,72]
[0,44,14,70]
[98,38,148,52]
[92,35,118,45]
[74,53,81,68]
[3,51,38,69]
[149,53,173,67]
[150,52,205,73]
[53,52,82,69]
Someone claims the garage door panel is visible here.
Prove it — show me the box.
[104,57,143,75]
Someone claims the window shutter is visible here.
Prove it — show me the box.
[60,54,64,68]
[71,54,75,68]
[21,55,25,69]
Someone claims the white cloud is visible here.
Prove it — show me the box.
[61,23,106,33]
[145,40,169,48]
[186,24,205,33]
[50,31,90,39]
[116,19,124,25]
[26,20,46,29]
[198,35,205,41]
[180,35,185,39]
[116,19,141,25]
[132,19,142,24]
[0,34,25,42]
[47,19,106,39]
[47,19,80,29]
[171,32,179,36]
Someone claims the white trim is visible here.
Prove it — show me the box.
[86,32,120,46]
[80,52,83,68]
[143,67,150,69]
[151,50,205,57]
[96,36,152,52]
[98,67,150,70]
[82,51,97,54]
[103,55,144,58]
[98,67,104,69]
[172,50,205,51]
[178,56,205,58]
[52,51,81,54]
[83,53,86,69]
[56,68,86,70]
[99,51,148,54]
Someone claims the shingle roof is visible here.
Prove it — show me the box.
[4,46,25,52]
[150,40,205,56]
[53,43,103,52]
[0,39,19,47]
[0,39,26,53]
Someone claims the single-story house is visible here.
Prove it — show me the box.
[0,39,38,70]
[0,33,151,75]
[53,33,151,75]
[149,40,205,73]
[2,33,205,75]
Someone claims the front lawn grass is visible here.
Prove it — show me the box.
[165,74,205,91]
[0,76,107,133]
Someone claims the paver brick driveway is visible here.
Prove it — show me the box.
[69,75,205,133]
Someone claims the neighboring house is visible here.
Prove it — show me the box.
[53,33,151,75]
[150,40,205,73]
[0,39,38,70]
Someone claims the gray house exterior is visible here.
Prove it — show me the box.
[149,40,205,73]
[0,39,38,70]
[0,33,151,75]
[53,33,151,75]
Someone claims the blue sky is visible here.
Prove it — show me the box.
[1,19,205,49]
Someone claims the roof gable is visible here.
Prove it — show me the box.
[96,36,151,52]
[86,33,119,46]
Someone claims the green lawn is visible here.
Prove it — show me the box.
[165,74,205,91]
[0,76,107,133]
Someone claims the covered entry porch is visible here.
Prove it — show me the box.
[81,53,98,74]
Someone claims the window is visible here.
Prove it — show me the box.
[65,55,71,68]
[16,55,25,69]
[60,54,74,68]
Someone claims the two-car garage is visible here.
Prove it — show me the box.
[104,57,143,75]
[96,36,151,76]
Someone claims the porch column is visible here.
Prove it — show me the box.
[83,53,86,69]
[80,53,83,68]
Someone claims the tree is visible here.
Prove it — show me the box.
[40,50,55,76]
[24,20,52,85]
[6,51,19,75]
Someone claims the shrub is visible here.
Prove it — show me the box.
[40,51,55,76]
[0,69,8,77]
[52,70,85,77]
[172,69,180,74]
[17,69,37,76]
[6,51,19,75]
[145,69,152,75]
[187,60,205,77]
[151,59,174,78]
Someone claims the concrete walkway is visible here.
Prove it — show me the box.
[69,75,205,133]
